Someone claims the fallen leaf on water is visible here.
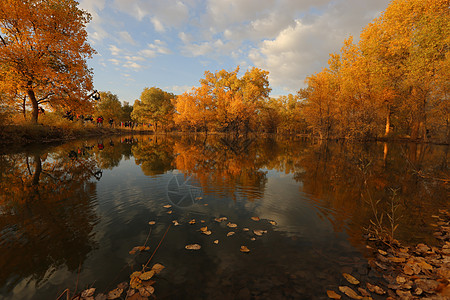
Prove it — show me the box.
[204,204,208,206]
[251,217,260,221]
[151,263,165,274]
[253,230,267,236]
[378,249,387,255]
[148,221,156,225]
[189,219,196,224]
[251,238,256,241]
[338,286,361,299]
[269,220,277,226]
[200,226,208,232]
[343,273,360,285]
[196,197,203,200]
[227,232,235,237]
[172,220,180,226]
[215,217,227,222]
[139,271,155,281]
[163,205,172,208]
[130,271,142,279]
[243,228,250,232]
[201,220,205,223]
[240,246,250,253]
[227,222,237,228]
[214,240,219,244]
[366,282,385,295]
[185,244,201,250]
[107,288,123,299]
[129,246,150,255]
[167,210,173,214]
[326,290,341,299]
[202,230,212,235]
[81,288,96,298]
[139,286,155,297]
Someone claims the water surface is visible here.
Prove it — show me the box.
[0,135,448,299]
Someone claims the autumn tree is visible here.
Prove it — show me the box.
[95,91,123,121]
[174,66,271,135]
[131,87,175,131]
[0,0,96,123]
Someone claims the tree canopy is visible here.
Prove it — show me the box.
[0,0,96,123]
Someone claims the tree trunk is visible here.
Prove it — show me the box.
[384,105,391,137]
[32,154,42,186]
[27,88,39,124]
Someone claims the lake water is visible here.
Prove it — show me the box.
[0,135,448,299]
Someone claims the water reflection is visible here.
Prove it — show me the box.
[0,135,447,299]
[0,144,105,295]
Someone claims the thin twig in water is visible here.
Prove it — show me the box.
[55,288,69,300]
[143,224,171,270]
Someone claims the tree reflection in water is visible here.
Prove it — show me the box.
[0,144,102,293]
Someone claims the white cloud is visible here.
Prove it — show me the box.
[118,31,137,45]
[123,61,143,71]
[108,58,121,65]
[151,18,166,33]
[165,85,194,94]
[109,45,123,56]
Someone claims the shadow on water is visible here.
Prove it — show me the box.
[0,135,447,299]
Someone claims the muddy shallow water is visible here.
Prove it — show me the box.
[0,135,448,299]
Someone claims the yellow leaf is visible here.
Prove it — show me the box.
[107,288,123,299]
[151,263,165,274]
[326,290,341,299]
[227,222,237,228]
[227,232,235,237]
[189,219,196,224]
[338,286,362,299]
[148,221,156,225]
[200,226,208,232]
[240,246,250,253]
[163,205,172,208]
[343,273,360,285]
[185,244,201,250]
[139,270,155,281]
[251,217,260,221]
[269,220,277,226]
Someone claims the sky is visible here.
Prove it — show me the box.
[78,0,391,103]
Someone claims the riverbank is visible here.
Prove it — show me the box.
[0,124,153,145]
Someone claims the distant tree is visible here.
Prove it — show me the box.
[121,101,133,122]
[0,0,96,123]
[95,91,122,121]
[131,87,175,131]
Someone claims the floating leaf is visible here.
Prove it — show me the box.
[185,244,201,250]
[130,271,142,279]
[163,205,172,208]
[366,282,385,295]
[195,197,203,200]
[215,217,227,222]
[167,210,173,214]
[343,273,360,285]
[227,232,235,237]
[204,203,208,206]
[227,222,237,228]
[172,220,180,226]
[81,288,96,298]
[338,286,361,299]
[189,219,196,225]
[243,228,250,232]
[129,277,141,289]
[129,246,149,255]
[107,288,123,299]
[251,217,260,221]
[139,270,155,281]
[253,230,267,236]
[201,220,205,223]
[214,240,219,244]
[378,249,387,255]
[202,230,212,235]
[151,263,165,274]
[148,221,156,225]
[240,246,250,253]
[200,226,208,232]
[326,290,341,299]
[251,238,256,241]
[139,286,155,297]
[269,220,277,226]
